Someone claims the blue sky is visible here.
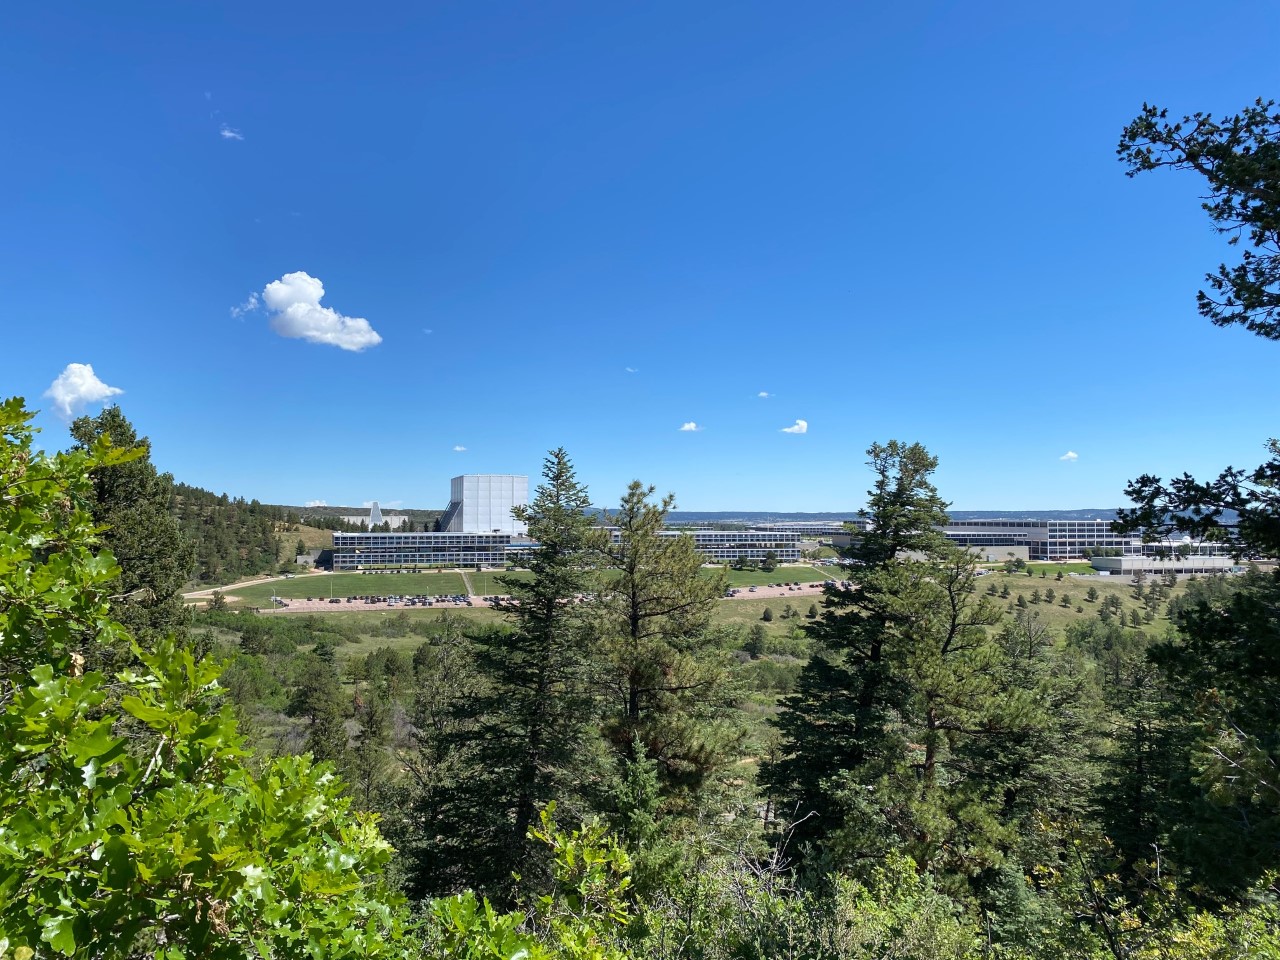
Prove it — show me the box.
[2,1,1277,512]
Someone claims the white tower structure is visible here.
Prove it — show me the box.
[443,474,528,535]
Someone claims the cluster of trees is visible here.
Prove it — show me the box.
[171,481,289,583]
[4,98,1280,958]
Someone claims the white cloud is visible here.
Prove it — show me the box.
[625,367,637,374]
[219,124,243,140]
[230,292,259,318]
[679,422,702,432]
[453,445,467,452]
[781,419,808,434]
[423,328,433,335]
[44,363,123,420]
[204,91,212,101]
[304,499,328,507]
[1059,450,1079,462]
[757,391,771,398]
[260,271,382,352]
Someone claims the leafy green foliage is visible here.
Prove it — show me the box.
[0,398,414,959]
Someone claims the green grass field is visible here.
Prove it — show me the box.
[214,563,1199,665]
[223,571,469,606]
[466,569,533,595]
[718,566,832,588]
[978,568,1189,633]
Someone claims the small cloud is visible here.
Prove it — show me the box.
[624,367,637,374]
[204,91,212,101]
[219,124,243,140]
[260,271,382,351]
[781,419,808,434]
[423,328,433,335]
[44,363,124,420]
[1059,450,1079,462]
[453,445,467,452]
[230,292,259,318]
[757,391,771,398]
[304,499,328,507]
[679,422,702,432]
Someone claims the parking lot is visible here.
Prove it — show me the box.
[254,578,834,613]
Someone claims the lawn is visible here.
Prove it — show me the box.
[716,566,833,588]
[466,569,533,595]
[978,569,1191,634]
[222,571,469,606]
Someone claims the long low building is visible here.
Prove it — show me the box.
[332,531,513,570]
[610,529,802,563]
[836,518,1230,562]
[332,526,803,571]
[1089,555,1239,576]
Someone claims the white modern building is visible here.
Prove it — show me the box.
[339,501,408,530]
[332,531,512,570]
[331,475,529,571]
[749,521,864,538]
[1089,555,1238,576]
[440,475,529,535]
[603,528,803,563]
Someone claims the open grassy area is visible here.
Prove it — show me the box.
[978,568,1191,634]
[717,566,832,588]
[222,571,469,606]
[466,569,533,595]
[282,524,339,554]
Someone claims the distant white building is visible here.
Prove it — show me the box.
[1090,555,1237,576]
[331,475,530,571]
[340,501,408,530]
[440,475,529,535]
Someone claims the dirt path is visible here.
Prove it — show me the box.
[459,570,476,596]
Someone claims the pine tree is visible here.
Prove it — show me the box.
[763,441,1004,872]
[425,449,602,898]
[68,406,194,645]
[592,482,731,793]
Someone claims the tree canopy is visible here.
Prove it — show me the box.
[1118,98,1280,339]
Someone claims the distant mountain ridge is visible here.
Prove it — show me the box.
[660,509,1127,524]
[273,505,1129,525]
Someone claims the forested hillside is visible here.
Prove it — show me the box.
[170,482,295,583]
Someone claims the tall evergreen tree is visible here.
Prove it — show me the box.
[593,482,734,794]
[69,406,193,644]
[762,441,1017,885]
[422,449,603,898]
[763,441,951,851]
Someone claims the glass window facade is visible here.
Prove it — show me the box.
[332,532,512,570]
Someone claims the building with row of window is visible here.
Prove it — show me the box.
[748,520,869,537]
[941,519,1139,560]
[332,527,804,571]
[332,531,513,570]
[833,517,1231,561]
[611,529,802,563]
